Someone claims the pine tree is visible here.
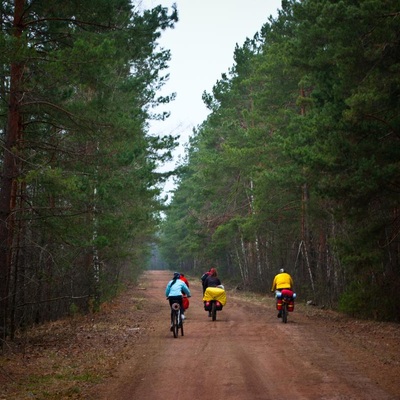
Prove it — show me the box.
[0,0,178,338]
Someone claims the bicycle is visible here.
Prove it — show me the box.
[170,302,184,338]
[277,289,296,324]
[203,286,226,322]
[207,299,222,321]
[281,298,289,323]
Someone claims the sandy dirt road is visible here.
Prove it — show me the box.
[89,270,400,400]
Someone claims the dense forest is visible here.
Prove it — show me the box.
[0,0,178,340]
[0,0,399,344]
[159,0,400,321]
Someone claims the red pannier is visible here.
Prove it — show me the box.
[280,289,295,312]
[183,296,189,310]
[281,289,294,298]
[204,300,223,311]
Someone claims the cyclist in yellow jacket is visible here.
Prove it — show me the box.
[271,268,293,292]
[271,268,294,317]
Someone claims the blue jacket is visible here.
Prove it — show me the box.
[165,279,191,298]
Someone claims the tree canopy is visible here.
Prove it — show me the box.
[159,0,400,321]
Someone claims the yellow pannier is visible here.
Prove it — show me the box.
[203,287,227,306]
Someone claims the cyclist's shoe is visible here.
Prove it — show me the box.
[181,314,185,320]
[277,312,282,318]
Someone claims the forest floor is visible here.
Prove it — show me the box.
[0,270,399,400]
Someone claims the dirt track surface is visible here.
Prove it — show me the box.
[88,270,400,400]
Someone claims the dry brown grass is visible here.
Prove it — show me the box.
[0,284,150,400]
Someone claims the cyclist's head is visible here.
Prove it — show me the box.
[173,272,180,279]
[210,268,217,276]
[279,268,285,273]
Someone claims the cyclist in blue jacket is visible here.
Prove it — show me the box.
[165,272,191,321]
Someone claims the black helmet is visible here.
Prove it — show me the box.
[173,272,180,279]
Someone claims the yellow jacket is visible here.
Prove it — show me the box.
[271,272,293,291]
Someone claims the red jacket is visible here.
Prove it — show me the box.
[180,275,189,287]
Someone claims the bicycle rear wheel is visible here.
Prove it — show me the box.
[171,303,180,338]
[282,303,288,323]
[211,301,217,321]
[172,310,179,337]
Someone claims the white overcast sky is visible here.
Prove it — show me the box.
[138,0,282,196]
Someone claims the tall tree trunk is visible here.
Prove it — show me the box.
[0,0,25,340]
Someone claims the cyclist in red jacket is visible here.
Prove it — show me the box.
[179,273,190,311]
[179,273,189,287]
